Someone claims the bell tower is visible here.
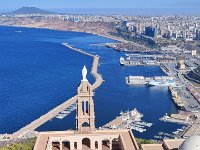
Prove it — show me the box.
[76,66,95,132]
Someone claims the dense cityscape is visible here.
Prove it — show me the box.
[0,2,200,150]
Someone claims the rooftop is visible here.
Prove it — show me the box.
[34,129,139,150]
[141,144,164,150]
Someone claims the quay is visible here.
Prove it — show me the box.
[101,109,152,133]
[95,33,129,44]
[9,43,103,139]
[182,123,200,138]
[62,43,103,90]
[62,43,94,57]
[89,43,117,46]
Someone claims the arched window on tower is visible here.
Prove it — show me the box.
[86,101,89,114]
[82,101,84,115]
[82,122,90,127]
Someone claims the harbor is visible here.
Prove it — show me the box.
[1,26,198,141]
[102,109,152,133]
[2,43,103,140]
[153,126,188,140]
[54,102,76,119]
[124,56,200,111]
[159,110,200,138]
[121,51,200,139]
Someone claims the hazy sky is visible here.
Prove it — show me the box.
[1,0,200,10]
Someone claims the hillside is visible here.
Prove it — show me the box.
[0,138,36,150]
[9,7,54,15]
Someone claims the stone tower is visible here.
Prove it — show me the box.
[76,66,95,132]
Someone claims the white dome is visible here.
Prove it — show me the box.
[179,135,200,150]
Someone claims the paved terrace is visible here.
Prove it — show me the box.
[10,44,103,139]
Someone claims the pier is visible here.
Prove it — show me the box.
[62,43,103,90]
[101,109,152,133]
[10,43,103,139]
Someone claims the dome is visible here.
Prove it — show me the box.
[179,135,200,150]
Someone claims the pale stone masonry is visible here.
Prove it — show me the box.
[76,66,95,132]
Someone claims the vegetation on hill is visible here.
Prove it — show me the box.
[136,138,154,147]
[0,138,36,150]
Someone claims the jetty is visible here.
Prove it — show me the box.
[101,109,152,133]
[10,43,103,139]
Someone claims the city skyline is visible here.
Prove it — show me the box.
[0,0,200,11]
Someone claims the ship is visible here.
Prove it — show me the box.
[120,53,176,66]
[120,57,125,65]
[120,57,140,66]
[120,56,158,66]
[126,76,148,85]
[148,76,176,87]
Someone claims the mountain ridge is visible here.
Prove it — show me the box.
[8,7,55,15]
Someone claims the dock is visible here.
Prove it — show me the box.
[101,109,152,133]
[89,43,117,46]
[62,43,103,90]
[9,43,103,139]
[120,55,176,66]
[182,123,200,138]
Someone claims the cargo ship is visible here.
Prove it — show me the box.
[120,54,176,66]
[120,57,158,66]
[148,76,176,87]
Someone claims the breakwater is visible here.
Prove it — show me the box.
[10,43,103,139]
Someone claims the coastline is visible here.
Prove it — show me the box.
[0,24,123,139]
[0,24,126,43]
[0,25,186,140]
[9,43,103,139]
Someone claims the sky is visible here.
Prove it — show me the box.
[0,0,200,11]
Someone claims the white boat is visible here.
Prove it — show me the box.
[55,114,65,119]
[120,57,140,66]
[61,110,71,114]
[120,57,125,65]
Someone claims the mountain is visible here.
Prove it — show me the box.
[9,7,54,15]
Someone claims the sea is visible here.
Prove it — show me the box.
[0,26,182,139]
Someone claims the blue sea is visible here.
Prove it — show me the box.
[0,26,181,139]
